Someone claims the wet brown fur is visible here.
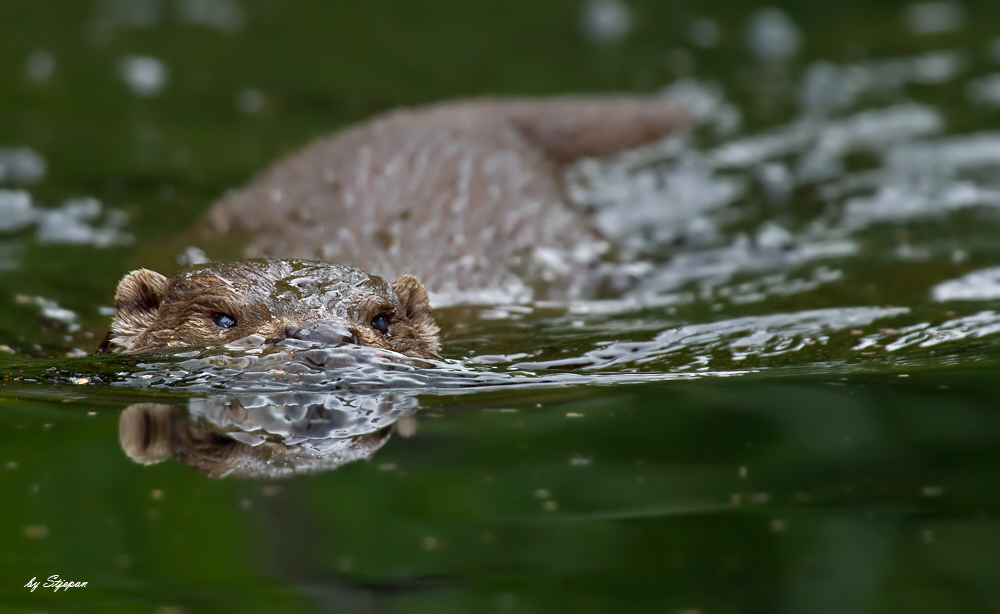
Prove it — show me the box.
[100,260,440,359]
[198,96,689,299]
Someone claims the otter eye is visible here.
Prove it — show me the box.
[370,314,390,335]
[211,313,237,329]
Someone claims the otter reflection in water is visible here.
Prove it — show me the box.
[119,390,416,478]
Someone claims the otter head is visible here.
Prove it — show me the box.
[99,259,440,359]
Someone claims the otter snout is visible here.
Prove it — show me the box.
[284,322,360,346]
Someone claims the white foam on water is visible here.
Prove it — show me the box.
[515,307,908,371]
[35,198,133,247]
[715,267,843,305]
[710,119,816,169]
[799,62,858,114]
[562,96,953,307]
[852,311,1000,352]
[798,53,962,115]
[885,133,1000,173]
[658,78,742,136]
[967,74,1000,108]
[581,155,742,251]
[0,190,37,231]
[428,276,534,308]
[808,131,1000,233]
[746,8,800,66]
[815,105,943,157]
[858,50,966,87]
[626,233,856,299]
[0,148,45,184]
[580,0,632,43]
[711,104,941,171]
[909,50,964,83]
[18,296,80,332]
[176,246,210,266]
[841,182,1000,229]
[118,56,167,97]
[932,267,1000,301]
[0,192,131,247]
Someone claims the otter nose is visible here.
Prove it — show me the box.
[284,322,360,346]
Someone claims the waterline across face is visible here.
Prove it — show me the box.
[99,259,441,360]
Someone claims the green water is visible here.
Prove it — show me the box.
[5,1,1000,612]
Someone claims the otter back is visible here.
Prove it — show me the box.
[198,96,688,303]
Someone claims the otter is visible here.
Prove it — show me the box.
[104,96,687,356]
[99,259,440,359]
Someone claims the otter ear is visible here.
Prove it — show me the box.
[108,269,169,351]
[115,268,168,318]
[392,275,441,358]
[393,275,433,322]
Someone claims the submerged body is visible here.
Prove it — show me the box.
[198,96,687,303]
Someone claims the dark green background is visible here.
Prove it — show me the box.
[3,1,1000,612]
